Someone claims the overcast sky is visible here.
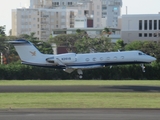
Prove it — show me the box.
[0,0,160,35]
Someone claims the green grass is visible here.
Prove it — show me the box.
[0,92,160,109]
[0,80,160,109]
[0,80,160,86]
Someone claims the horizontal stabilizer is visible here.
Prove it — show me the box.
[8,40,30,44]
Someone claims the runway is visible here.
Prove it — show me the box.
[0,85,160,120]
[0,109,160,120]
[0,85,160,92]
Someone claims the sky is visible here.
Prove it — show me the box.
[0,0,160,35]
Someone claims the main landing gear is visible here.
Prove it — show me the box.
[77,69,83,79]
[141,64,145,72]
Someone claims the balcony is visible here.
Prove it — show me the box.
[41,22,48,24]
[41,15,49,17]
[41,28,49,31]
[52,4,60,7]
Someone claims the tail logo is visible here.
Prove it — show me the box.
[30,51,36,56]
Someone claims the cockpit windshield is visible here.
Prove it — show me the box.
[138,52,146,55]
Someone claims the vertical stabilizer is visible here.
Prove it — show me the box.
[9,39,43,62]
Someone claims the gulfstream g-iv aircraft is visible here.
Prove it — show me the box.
[9,39,156,78]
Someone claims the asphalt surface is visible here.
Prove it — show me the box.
[0,109,160,120]
[0,85,160,92]
[0,85,160,120]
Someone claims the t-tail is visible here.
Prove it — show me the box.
[9,39,53,65]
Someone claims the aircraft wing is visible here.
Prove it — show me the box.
[56,58,66,66]
[63,65,103,73]
[63,68,75,73]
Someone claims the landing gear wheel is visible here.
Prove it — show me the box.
[77,69,83,79]
[79,75,83,79]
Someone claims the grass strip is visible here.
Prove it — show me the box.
[0,80,160,86]
[0,92,160,109]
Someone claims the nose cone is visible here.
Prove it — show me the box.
[153,57,156,61]
[150,56,156,62]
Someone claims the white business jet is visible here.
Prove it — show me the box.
[9,39,156,78]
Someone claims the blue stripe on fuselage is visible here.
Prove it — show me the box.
[22,61,149,69]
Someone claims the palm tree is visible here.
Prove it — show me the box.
[102,27,111,37]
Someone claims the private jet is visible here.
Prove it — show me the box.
[9,39,156,78]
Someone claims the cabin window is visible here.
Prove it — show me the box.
[114,57,117,60]
[121,56,124,59]
[86,58,89,61]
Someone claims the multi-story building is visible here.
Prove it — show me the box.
[12,0,122,41]
[12,8,78,40]
[121,14,160,43]
[101,0,122,28]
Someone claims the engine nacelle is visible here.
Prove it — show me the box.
[46,53,76,65]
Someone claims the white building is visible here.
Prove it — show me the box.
[121,14,160,43]
[12,8,78,40]
[12,0,122,41]
[101,0,122,28]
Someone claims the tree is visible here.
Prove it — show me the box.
[31,40,53,54]
[75,36,114,53]
[0,35,21,64]
[0,25,6,36]
[125,41,144,50]
[49,34,80,53]
[76,29,88,38]
[19,32,38,41]
[101,27,111,37]
[141,41,160,62]
[114,39,126,51]
[125,41,160,62]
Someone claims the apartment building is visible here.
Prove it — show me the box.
[121,14,160,43]
[101,0,122,28]
[12,0,122,41]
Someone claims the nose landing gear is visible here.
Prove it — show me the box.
[140,64,145,72]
